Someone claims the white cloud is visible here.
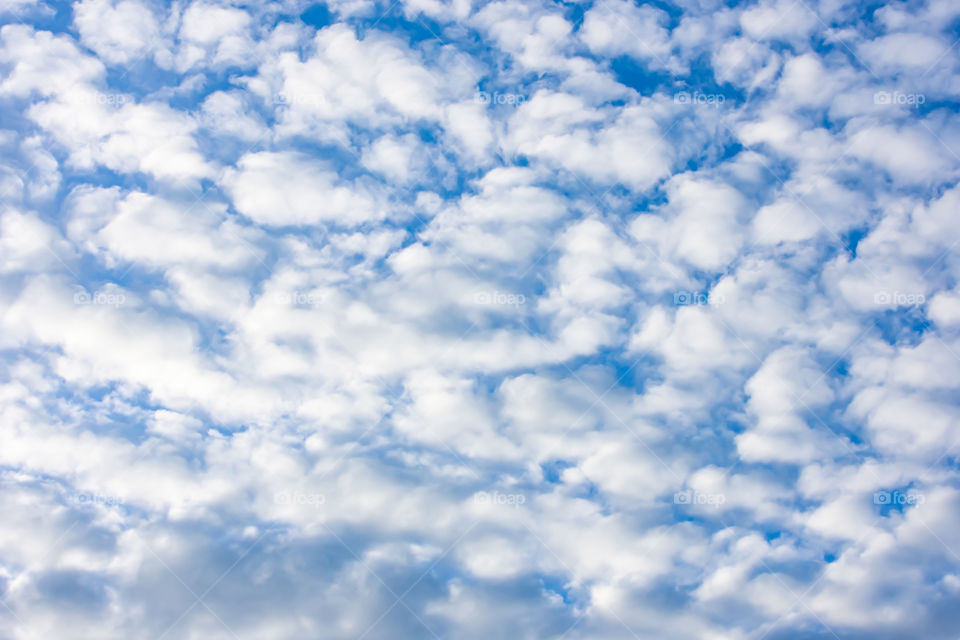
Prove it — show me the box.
[507,93,673,188]
[0,208,69,273]
[66,186,257,269]
[222,151,383,226]
[580,0,673,68]
[2,3,960,639]
[74,0,162,64]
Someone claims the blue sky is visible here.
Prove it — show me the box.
[1,0,960,638]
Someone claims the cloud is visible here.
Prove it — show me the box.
[222,151,383,226]
[73,0,162,65]
[66,186,258,269]
[2,1,960,639]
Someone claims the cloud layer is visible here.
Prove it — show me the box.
[1,0,959,638]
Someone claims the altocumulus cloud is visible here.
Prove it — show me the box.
[1,0,960,638]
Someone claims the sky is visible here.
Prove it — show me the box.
[1,0,959,638]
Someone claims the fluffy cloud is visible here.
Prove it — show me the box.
[222,151,384,226]
[1,1,959,639]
